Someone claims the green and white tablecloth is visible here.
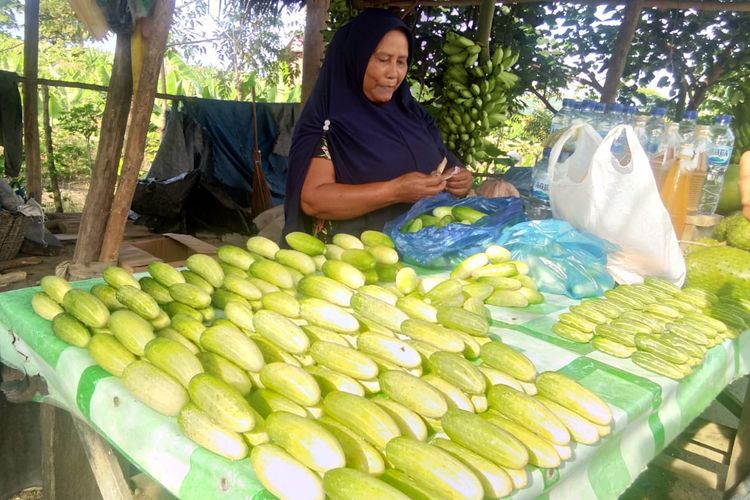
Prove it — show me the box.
[0,279,748,500]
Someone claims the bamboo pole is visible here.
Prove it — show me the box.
[23,0,41,200]
[99,0,176,263]
[73,32,133,265]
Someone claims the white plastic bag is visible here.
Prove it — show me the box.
[548,122,686,285]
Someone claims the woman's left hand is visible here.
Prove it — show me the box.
[444,167,473,197]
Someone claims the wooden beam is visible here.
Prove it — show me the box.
[99,1,176,263]
[600,0,644,103]
[18,76,223,102]
[73,33,132,265]
[23,0,42,200]
[301,0,330,106]
[360,0,750,11]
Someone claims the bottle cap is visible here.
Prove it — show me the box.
[715,114,733,124]
[652,107,667,117]
[683,110,698,120]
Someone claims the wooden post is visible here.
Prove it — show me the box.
[600,0,644,104]
[726,378,750,493]
[23,0,42,201]
[42,85,64,213]
[40,404,133,500]
[301,0,330,106]
[99,0,176,263]
[73,33,133,265]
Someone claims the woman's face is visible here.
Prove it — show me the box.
[362,29,409,104]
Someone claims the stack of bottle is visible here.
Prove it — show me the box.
[528,101,736,239]
[643,108,735,238]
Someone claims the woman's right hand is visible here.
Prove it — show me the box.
[390,172,447,203]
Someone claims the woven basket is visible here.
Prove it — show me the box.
[0,210,29,261]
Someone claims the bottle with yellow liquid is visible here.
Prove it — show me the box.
[686,125,711,214]
[660,144,697,239]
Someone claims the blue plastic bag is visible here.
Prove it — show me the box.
[384,193,525,269]
[496,219,617,298]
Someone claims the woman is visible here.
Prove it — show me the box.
[282,9,473,241]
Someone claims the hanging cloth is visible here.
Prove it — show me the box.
[0,71,23,178]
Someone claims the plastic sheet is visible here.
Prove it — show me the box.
[384,192,525,269]
[497,219,616,298]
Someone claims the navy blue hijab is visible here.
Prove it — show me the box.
[282,9,455,240]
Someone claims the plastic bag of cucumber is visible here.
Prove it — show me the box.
[497,219,616,299]
[384,192,525,269]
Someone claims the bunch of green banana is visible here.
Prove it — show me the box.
[438,32,520,167]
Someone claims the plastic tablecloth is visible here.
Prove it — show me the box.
[0,278,748,500]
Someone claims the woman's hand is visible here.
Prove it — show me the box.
[445,167,473,197]
[390,171,447,203]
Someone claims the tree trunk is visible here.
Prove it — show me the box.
[73,33,132,265]
[159,59,168,133]
[99,0,176,263]
[41,86,63,213]
[600,0,644,104]
[23,0,42,201]
[301,0,329,106]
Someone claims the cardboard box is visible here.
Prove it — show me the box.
[118,233,217,272]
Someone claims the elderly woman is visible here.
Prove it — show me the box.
[282,9,473,240]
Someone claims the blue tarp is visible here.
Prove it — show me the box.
[133,99,298,233]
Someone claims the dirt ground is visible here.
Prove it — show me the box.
[40,181,90,214]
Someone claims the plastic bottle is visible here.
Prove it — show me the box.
[528,149,553,220]
[591,103,606,134]
[645,107,668,156]
[686,125,711,213]
[660,143,696,238]
[626,104,639,124]
[604,103,627,156]
[678,110,698,144]
[650,122,682,190]
[550,98,576,132]
[631,110,649,149]
[697,115,736,215]
[578,100,596,124]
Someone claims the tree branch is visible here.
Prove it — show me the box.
[529,86,557,113]
[688,44,734,110]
